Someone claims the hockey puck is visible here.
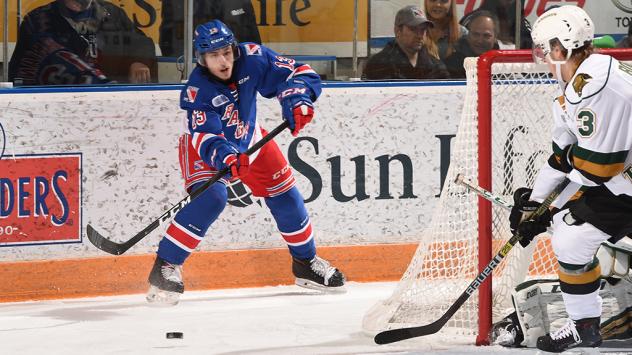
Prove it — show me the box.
[166,332,183,339]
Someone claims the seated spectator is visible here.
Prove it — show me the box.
[445,10,499,78]
[617,25,632,48]
[468,0,532,49]
[160,0,261,57]
[424,0,468,61]
[362,5,449,80]
[9,0,156,85]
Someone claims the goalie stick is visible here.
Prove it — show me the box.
[87,120,290,255]
[374,176,571,345]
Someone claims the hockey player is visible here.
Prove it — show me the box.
[508,5,632,352]
[146,20,346,305]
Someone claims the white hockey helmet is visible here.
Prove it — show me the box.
[531,5,594,64]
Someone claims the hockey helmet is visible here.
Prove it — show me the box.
[194,20,237,64]
[531,5,594,64]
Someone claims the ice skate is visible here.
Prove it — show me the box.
[146,256,184,306]
[292,255,346,293]
[536,317,602,353]
[490,312,523,347]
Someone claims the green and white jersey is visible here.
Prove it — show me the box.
[532,53,632,204]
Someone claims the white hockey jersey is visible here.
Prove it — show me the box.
[531,54,632,205]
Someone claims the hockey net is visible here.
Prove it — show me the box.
[362,49,632,345]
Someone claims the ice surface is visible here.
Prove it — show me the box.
[0,282,560,354]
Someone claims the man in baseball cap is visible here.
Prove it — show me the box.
[363,5,447,80]
[395,5,434,28]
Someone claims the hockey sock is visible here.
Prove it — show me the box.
[265,186,316,260]
[158,182,228,264]
[559,258,603,319]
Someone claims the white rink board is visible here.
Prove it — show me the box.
[0,84,464,260]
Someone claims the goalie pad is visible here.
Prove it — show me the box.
[597,237,632,279]
[491,278,632,347]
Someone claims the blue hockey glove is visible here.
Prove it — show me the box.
[509,187,551,247]
[207,139,247,179]
[277,79,314,136]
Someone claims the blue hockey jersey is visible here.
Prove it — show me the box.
[179,43,322,169]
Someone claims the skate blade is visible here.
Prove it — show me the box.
[146,285,181,306]
[295,278,347,294]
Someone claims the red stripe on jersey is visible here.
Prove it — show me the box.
[191,132,224,152]
[281,222,313,245]
[166,222,202,250]
[267,175,296,197]
[293,64,316,76]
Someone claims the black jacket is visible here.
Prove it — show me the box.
[9,0,156,85]
[362,40,449,80]
[444,37,499,79]
[160,0,261,57]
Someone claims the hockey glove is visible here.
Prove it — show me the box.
[277,79,315,137]
[222,154,250,180]
[509,187,551,247]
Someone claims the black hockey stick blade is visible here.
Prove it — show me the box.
[374,311,453,344]
[86,120,290,255]
[86,224,130,256]
[374,178,571,344]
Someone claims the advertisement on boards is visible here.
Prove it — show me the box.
[0,153,82,247]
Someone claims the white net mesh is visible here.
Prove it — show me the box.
[363,56,560,339]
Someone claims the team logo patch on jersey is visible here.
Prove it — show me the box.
[193,160,205,171]
[245,44,262,56]
[186,86,199,103]
[572,73,592,97]
[212,94,229,107]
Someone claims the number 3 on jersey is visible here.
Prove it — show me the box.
[576,109,596,137]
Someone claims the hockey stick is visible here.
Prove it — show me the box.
[87,120,290,255]
[374,177,570,344]
[456,174,557,235]
[454,174,512,211]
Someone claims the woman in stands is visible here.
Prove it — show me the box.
[423,0,467,61]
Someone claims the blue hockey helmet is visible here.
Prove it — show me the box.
[194,20,237,64]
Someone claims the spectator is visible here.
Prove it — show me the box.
[362,5,449,80]
[159,0,261,57]
[469,0,532,49]
[9,0,156,85]
[424,0,468,61]
[617,25,632,48]
[445,10,500,78]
